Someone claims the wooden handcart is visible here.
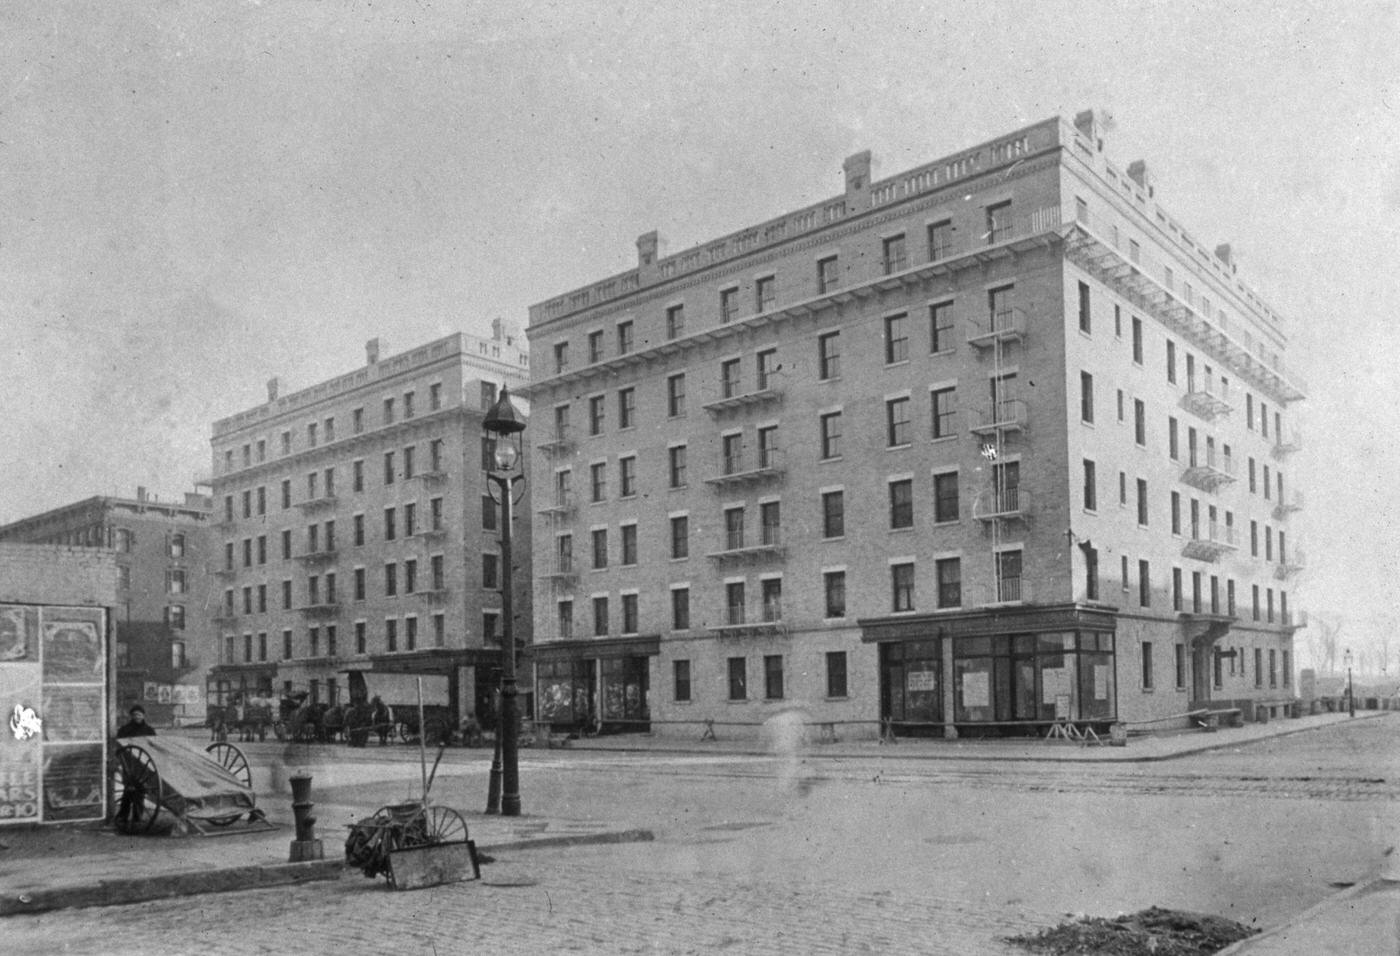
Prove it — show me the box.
[111,736,273,837]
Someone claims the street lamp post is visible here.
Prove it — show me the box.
[1344,647,1355,718]
[483,386,527,817]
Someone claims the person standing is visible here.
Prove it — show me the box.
[117,705,156,738]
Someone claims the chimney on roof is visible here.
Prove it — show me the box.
[1127,160,1155,198]
[366,338,382,365]
[843,150,873,212]
[1074,110,1104,151]
[136,486,147,504]
[636,230,666,280]
[1215,243,1238,274]
[266,377,281,402]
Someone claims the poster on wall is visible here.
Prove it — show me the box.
[906,669,938,693]
[962,670,990,708]
[1094,665,1111,701]
[0,604,107,825]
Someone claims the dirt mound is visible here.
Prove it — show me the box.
[1006,906,1256,955]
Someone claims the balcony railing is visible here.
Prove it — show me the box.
[536,429,576,457]
[296,494,338,513]
[966,307,1027,350]
[707,600,785,636]
[542,557,577,586]
[1272,429,1302,460]
[968,400,1027,436]
[1182,524,1238,562]
[707,528,785,563]
[410,526,449,542]
[967,578,1031,607]
[973,487,1031,522]
[212,610,238,625]
[704,448,785,488]
[213,567,237,579]
[702,377,786,417]
[1181,455,1237,492]
[298,602,341,618]
[1274,550,1306,580]
[295,549,339,566]
[1179,387,1233,421]
[1272,491,1304,520]
[537,492,576,517]
[1281,609,1308,629]
[409,469,450,486]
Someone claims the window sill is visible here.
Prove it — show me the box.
[889,526,915,534]
[930,435,957,445]
[820,456,843,464]
[884,360,910,370]
[887,443,913,452]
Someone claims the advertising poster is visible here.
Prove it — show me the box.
[0,605,107,825]
[962,670,990,708]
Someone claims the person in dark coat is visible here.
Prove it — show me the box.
[117,705,156,738]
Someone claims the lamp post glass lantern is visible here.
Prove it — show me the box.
[483,385,526,816]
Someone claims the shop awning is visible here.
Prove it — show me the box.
[530,635,661,662]
[859,602,1118,643]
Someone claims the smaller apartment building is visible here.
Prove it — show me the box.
[0,490,213,723]
[207,327,530,726]
[524,111,1305,739]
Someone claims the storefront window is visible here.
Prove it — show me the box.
[881,640,941,728]
[951,632,1115,727]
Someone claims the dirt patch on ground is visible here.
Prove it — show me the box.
[1006,906,1256,955]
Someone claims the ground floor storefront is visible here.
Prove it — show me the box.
[532,635,657,734]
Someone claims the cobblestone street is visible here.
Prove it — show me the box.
[7,716,1397,954]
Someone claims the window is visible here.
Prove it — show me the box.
[758,426,779,468]
[1077,281,1091,333]
[673,660,692,701]
[593,597,609,636]
[354,568,366,601]
[590,462,607,503]
[402,391,415,420]
[431,555,444,591]
[721,358,742,398]
[1139,560,1151,607]
[985,200,1011,243]
[671,587,690,631]
[553,341,569,374]
[757,349,778,391]
[822,490,844,538]
[988,285,1014,331]
[588,330,604,363]
[666,304,685,339]
[1166,340,1177,384]
[621,524,638,566]
[760,501,780,545]
[882,233,906,274]
[617,387,636,429]
[619,456,637,498]
[1080,371,1094,423]
[617,320,634,355]
[282,629,293,660]
[728,657,747,700]
[1136,478,1149,526]
[402,447,415,480]
[1172,568,1183,611]
[622,593,639,634]
[351,460,364,493]
[588,395,605,435]
[889,478,913,529]
[934,471,959,523]
[668,445,687,488]
[720,287,740,323]
[722,433,743,475]
[482,553,499,589]
[557,601,574,639]
[385,618,398,652]
[756,275,776,312]
[351,514,365,547]
[886,396,910,446]
[931,387,957,439]
[936,557,961,608]
[817,255,839,294]
[670,517,690,561]
[1083,459,1097,511]
[592,529,608,569]
[384,507,396,541]
[818,331,840,380]
[929,301,954,353]
[1132,316,1143,364]
[383,397,396,425]
[1134,399,1146,445]
[430,498,443,531]
[820,411,842,459]
[826,651,848,698]
[824,570,846,618]
[242,490,252,518]
[383,451,395,484]
[1085,545,1099,600]
[428,382,442,411]
[929,218,952,260]
[169,568,187,595]
[1175,643,1186,690]
[282,579,292,610]
[1171,491,1182,535]
[167,605,186,629]
[1263,464,1272,500]
[384,562,397,597]
[764,655,784,700]
[724,507,745,551]
[891,562,915,612]
[667,374,686,417]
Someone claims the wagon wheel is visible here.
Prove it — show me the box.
[112,744,162,834]
[202,742,253,827]
[401,806,468,848]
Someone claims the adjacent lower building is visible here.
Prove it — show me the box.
[523,111,1305,739]
[205,327,531,728]
[0,489,212,725]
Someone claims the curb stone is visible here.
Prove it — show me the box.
[0,829,656,917]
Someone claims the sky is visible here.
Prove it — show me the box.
[2,1,1397,666]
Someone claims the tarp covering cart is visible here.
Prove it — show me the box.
[111,736,272,837]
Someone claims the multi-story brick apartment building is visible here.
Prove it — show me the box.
[523,111,1305,739]
[206,326,530,727]
[0,490,212,725]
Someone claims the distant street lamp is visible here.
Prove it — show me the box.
[1344,647,1355,718]
[483,386,527,817]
